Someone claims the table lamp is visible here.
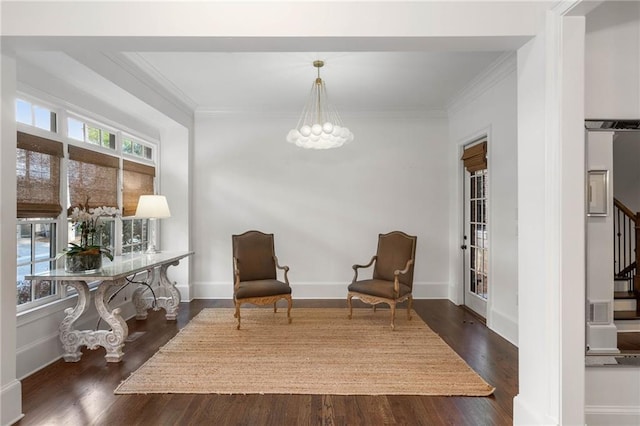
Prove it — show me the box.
[135,195,171,254]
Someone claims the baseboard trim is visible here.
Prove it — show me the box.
[1,379,23,426]
[489,308,518,346]
[513,394,556,425]
[585,405,640,426]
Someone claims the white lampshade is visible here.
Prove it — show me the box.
[135,195,171,219]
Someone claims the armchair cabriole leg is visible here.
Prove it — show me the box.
[273,303,277,313]
[286,296,292,324]
[408,296,413,320]
[235,303,241,330]
[390,303,396,330]
[347,295,353,319]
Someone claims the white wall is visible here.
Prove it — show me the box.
[585,367,640,426]
[159,124,192,300]
[447,54,518,345]
[586,131,618,353]
[613,132,640,212]
[1,53,23,426]
[514,11,587,425]
[584,4,640,423]
[585,1,640,119]
[192,112,450,299]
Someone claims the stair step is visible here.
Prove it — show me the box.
[614,276,633,281]
[614,310,640,321]
[614,291,638,300]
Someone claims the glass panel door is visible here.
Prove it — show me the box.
[464,167,488,317]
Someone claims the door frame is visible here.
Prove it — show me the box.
[457,129,492,321]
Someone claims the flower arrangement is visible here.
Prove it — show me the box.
[59,199,120,261]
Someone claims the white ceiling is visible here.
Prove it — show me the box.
[125,51,504,113]
[17,49,505,127]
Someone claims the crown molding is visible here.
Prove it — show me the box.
[111,52,198,113]
[195,107,447,120]
[446,51,516,115]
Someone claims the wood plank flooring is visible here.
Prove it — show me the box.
[619,332,640,352]
[16,299,518,426]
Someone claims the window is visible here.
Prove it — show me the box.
[67,219,116,257]
[67,145,119,209]
[122,218,149,254]
[123,160,155,217]
[15,95,159,309]
[67,116,116,150]
[17,132,64,218]
[17,220,57,306]
[16,99,57,132]
[123,136,153,160]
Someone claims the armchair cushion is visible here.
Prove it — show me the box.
[234,233,277,282]
[373,232,416,287]
[348,279,412,299]
[235,279,292,299]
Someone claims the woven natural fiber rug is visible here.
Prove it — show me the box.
[115,308,494,396]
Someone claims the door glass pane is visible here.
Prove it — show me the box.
[469,169,488,300]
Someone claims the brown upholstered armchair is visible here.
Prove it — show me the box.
[347,231,417,330]
[232,230,292,329]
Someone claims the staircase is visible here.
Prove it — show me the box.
[613,198,640,328]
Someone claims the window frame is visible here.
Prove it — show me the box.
[122,134,155,162]
[16,96,59,133]
[16,218,59,312]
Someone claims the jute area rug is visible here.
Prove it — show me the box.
[115,308,494,396]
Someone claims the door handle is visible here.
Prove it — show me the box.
[461,245,467,250]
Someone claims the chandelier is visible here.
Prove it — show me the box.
[286,60,354,149]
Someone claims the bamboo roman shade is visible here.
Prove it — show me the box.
[461,141,487,173]
[17,132,64,218]
[122,160,155,217]
[68,145,119,209]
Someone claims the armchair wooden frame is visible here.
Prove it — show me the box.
[347,231,417,330]
[232,230,292,330]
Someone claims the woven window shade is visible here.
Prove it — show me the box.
[17,132,63,218]
[123,160,155,217]
[461,141,487,173]
[68,145,119,209]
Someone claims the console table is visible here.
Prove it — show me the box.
[27,251,193,363]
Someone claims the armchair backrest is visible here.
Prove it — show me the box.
[232,230,277,282]
[373,231,417,288]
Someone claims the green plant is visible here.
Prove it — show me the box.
[57,199,120,261]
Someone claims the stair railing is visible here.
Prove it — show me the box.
[613,198,637,293]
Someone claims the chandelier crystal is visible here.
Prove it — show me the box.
[286,60,354,149]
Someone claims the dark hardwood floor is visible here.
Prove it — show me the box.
[619,332,640,352]
[17,299,518,426]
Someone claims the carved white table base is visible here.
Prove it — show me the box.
[60,280,128,362]
[29,251,192,363]
[133,260,182,320]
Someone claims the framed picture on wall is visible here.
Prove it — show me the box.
[587,170,608,216]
